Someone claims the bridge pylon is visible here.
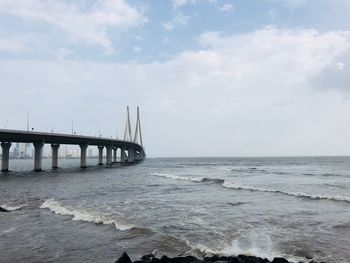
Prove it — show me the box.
[123,106,132,141]
[134,106,143,146]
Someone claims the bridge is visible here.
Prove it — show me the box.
[0,107,145,172]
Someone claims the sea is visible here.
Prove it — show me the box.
[0,157,350,263]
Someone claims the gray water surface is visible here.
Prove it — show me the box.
[1,157,350,263]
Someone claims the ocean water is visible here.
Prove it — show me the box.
[1,157,350,263]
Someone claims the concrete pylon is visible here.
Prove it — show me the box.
[51,144,60,169]
[133,106,143,146]
[123,106,132,141]
[97,145,104,165]
[112,147,117,163]
[80,144,88,168]
[128,147,134,163]
[120,146,126,164]
[106,145,112,165]
[33,142,44,172]
[1,142,11,172]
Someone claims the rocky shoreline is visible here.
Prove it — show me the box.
[114,252,323,263]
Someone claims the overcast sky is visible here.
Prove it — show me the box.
[1,0,350,157]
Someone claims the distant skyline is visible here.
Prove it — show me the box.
[1,0,350,157]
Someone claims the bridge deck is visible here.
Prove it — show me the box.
[0,129,143,150]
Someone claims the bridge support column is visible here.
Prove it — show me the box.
[51,144,60,169]
[80,144,88,168]
[112,147,117,163]
[1,142,11,172]
[128,147,134,163]
[97,145,104,165]
[135,151,140,161]
[106,145,112,166]
[120,147,126,164]
[33,142,44,172]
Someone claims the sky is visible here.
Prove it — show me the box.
[1,0,350,157]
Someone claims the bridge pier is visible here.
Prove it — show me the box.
[128,147,135,163]
[135,151,140,161]
[33,142,44,171]
[80,144,88,168]
[106,145,112,166]
[97,145,104,165]
[121,146,126,164]
[51,144,60,169]
[112,147,117,163]
[1,142,11,172]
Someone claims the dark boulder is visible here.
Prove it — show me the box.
[203,256,240,263]
[160,255,170,263]
[0,207,9,213]
[237,255,267,263]
[141,254,155,261]
[115,252,133,263]
[134,254,156,263]
[272,258,289,263]
[169,256,200,263]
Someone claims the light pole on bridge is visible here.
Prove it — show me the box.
[70,119,74,135]
[26,112,30,132]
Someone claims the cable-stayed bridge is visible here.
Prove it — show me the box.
[0,107,145,172]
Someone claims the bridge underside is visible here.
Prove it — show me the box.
[0,129,145,172]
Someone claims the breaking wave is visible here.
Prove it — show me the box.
[222,182,350,203]
[152,173,224,184]
[1,204,26,211]
[152,173,350,203]
[40,198,134,231]
[186,240,306,263]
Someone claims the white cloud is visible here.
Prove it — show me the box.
[218,3,234,12]
[171,0,217,9]
[56,48,75,60]
[0,0,147,54]
[162,13,190,31]
[171,0,194,9]
[0,38,27,54]
[1,28,350,156]
[133,46,142,52]
[335,62,345,71]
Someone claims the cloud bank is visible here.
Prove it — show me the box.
[1,27,350,156]
[0,0,147,54]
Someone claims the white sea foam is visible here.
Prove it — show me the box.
[153,172,350,203]
[222,182,350,203]
[1,204,26,211]
[186,238,306,263]
[152,172,204,182]
[210,166,233,172]
[40,199,134,231]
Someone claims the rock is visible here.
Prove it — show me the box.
[203,256,240,263]
[115,252,133,263]
[160,255,170,263]
[141,254,155,261]
[170,256,200,263]
[237,255,267,263]
[272,258,289,263]
[0,207,9,213]
[115,253,323,263]
[134,254,155,263]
